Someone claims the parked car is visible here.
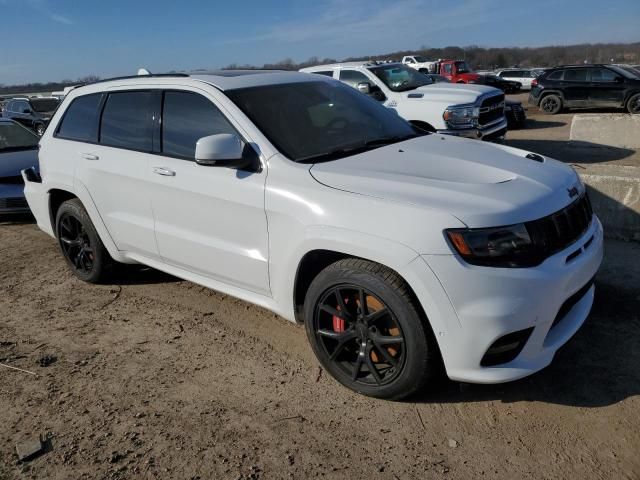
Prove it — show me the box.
[504,99,527,128]
[24,71,602,400]
[529,64,640,114]
[426,60,483,84]
[3,96,60,135]
[0,118,39,214]
[301,62,507,141]
[402,55,437,72]
[478,74,522,94]
[495,69,538,90]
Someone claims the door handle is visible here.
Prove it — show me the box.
[153,167,176,177]
[80,152,99,161]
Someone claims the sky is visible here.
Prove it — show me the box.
[1,0,639,85]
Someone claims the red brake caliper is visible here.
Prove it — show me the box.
[332,298,347,332]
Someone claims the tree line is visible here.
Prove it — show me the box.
[2,42,639,94]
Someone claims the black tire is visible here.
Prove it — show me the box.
[303,258,440,400]
[55,198,114,283]
[627,93,640,114]
[34,123,45,136]
[540,94,563,114]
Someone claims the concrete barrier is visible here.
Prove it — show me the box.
[576,164,640,242]
[570,114,640,149]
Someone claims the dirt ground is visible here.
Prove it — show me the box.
[1,215,639,480]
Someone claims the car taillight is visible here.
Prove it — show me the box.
[531,78,538,87]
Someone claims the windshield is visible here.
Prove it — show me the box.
[0,122,39,151]
[227,81,420,162]
[30,98,60,113]
[369,64,432,92]
[455,61,471,73]
[609,65,639,79]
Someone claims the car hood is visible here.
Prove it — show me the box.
[0,148,39,177]
[413,82,501,105]
[309,135,582,227]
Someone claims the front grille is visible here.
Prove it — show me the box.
[478,93,505,126]
[0,197,28,210]
[550,276,595,331]
[527,193,593,257]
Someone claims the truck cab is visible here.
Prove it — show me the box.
[434,60,482,84]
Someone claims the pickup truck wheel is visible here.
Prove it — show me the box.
[304,258,439,400]
[540,94,563,114]
[627,93,640,114]
[55,199,113,283]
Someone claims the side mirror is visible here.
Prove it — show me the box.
[615,76,624,83]
[195,133,246,168]
[356,82,371,95]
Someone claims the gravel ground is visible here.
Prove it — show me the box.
[1,218,639,480]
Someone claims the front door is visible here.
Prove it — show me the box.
[149,89,270,295]
[588,67,626,107]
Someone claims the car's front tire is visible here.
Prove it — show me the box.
[55,199,114,283]
[627,93,640,114]
[540,94,563,114]
[303,258,440,400]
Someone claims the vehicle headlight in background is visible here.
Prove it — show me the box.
[443,105,480,127]
[446,224,545,267]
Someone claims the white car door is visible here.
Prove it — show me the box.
[72,89,160,257]
[148,88,270,296]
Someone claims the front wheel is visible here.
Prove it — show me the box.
[627,93,640,114]
[303,259,440,400]
[540,94,563,114]
[55,199,114,283]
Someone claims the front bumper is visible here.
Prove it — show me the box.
[0,184,31,214]
[421,216,603,384]
[437,117,508,142]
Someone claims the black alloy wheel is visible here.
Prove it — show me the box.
[628,93,640,114]
[540,94,562,114]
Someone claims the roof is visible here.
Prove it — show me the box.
[301,61,402,72]
[70,70,326,94]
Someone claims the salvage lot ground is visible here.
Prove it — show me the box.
[1,100,640,480]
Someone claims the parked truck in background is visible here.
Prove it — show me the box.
[401,56,437,73]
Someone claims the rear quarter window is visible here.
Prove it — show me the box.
[546,70,564,81]
[56,93,102,142]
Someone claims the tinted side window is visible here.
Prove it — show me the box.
[56,93,102,142]
[312,71,334,77]
[162,91,237,159]
[100,91,153,151]
[547,70,564,81]
[16,100,30,112]
[339,70,370,87]
[442,64,452,74]
[564,69,589,82]
[590,68,618,82]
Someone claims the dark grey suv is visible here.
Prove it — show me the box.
[529,64,640,114]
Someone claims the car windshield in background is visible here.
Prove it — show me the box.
[227,81,420,162]
[30,98,60,112]
[0,122,39,151]
[455,61,471,73]
[369,64,432,92]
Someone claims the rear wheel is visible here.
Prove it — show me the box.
[540,94,563,114]
[55,199,114,283]
[304,258,440,400]
[627,93,640,114]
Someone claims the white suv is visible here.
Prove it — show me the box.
[23,70,603,400]
[301,62,508,141]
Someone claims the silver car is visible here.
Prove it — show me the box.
[0,118,39,214]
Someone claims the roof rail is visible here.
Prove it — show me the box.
[85,73,190,86]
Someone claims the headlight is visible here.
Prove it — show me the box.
[446,224,545,267]
[443,105,480,127]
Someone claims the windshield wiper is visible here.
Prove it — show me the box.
[364,133,423,147]
[297,134,423,163]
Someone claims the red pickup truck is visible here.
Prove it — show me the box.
[430,60,482,84]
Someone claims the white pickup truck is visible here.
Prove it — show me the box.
[301,62,507,141]
[401,55,436,72]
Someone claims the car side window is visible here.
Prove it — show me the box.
[590,68,618,83]
[56,93,102,142]
[311,71,334,78]
[16,100,29,113]
[564,69,589,82]
[100,91,153,151]
[547,70,564,81]
[339,70,371,88]
[162,91,237,159]
[442,64,452,74]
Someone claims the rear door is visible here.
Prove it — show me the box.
[149,88,270,295]
[588,67,626,106]
[71,89,160,257]
[561,69,590,107]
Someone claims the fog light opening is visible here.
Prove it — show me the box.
[480,327,534,367]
